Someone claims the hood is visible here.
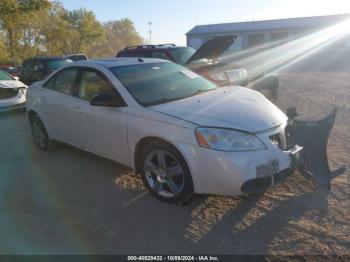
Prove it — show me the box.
[186,35,236,64]
[0,80,27,89]
[150,86,287,133]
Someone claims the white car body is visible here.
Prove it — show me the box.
[0,76,27,112]
[26,58,298,196]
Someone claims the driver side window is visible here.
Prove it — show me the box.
[23,59,34,70]
[78,70,114,101]
[34,60,44,71]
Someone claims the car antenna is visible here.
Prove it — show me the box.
[138,57,144,62]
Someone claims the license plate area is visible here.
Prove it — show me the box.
[290,145,304,170]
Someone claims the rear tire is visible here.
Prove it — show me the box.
[29,114,58,151]
[139,141,194,204]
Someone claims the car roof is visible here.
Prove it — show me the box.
[65,54,87,56]
[28,56,68,61]
[72,58,169,68]
[120,46,190,52]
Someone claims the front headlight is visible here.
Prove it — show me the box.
[195,127,266,152]
[19,87,27,95]
[208,71,227,82]
[227,68,248,82]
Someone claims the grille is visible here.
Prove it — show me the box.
[269,133,285,150]
[0,88,19,99]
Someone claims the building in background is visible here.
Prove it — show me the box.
[186,14,350,51]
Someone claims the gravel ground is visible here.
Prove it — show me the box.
[0,62,349,256]
[268,72,350,256]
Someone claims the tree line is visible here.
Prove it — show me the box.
[0,0,144,65]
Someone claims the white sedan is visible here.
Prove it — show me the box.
[26,58,301,203]
[0,70,27,112]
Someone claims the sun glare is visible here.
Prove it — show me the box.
[221,18,350,77]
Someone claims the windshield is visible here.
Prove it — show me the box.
[169,47,196,65]
[0,70,14,81]
[45,59,73,71]
[111,62,217,106]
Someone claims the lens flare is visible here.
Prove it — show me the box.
[221,18,350,77]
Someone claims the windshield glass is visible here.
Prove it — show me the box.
[169,47,196,65]
[0,70,14,81]
[46,59,73,70]
[111,62,217,106]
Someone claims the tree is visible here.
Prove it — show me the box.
[62,8,105,55]
[39,1,74,55]
[0,0,51,64]
[0,1,144,63]
[91,18,143,58]
[0,32,10,62]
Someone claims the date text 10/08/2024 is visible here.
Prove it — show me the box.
[127,256,220,261]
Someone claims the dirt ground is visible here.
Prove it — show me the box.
[0,60,349,255]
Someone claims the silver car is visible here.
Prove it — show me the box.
[0,70,27,112]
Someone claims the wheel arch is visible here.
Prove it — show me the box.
[27,109,38,120]
[27,110,51,138]
[134,136,196,203]
[133,136,188,175]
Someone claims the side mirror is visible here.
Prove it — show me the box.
[13,76,19,81]
[90,93,126,107]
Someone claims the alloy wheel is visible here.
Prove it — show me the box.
[143,150,185,198]
[31,116,48,149]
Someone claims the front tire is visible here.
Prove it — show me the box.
[139,141,194,204]
[29,114,57,151]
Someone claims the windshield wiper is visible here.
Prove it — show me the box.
[144,97,184,107]
[145,88,218,107]
[183,87,219,99]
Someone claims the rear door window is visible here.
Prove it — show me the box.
[77,70,115,101]
[52,68,78,95]
[43,75,56,90]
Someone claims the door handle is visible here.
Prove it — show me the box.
[71,106,83,114]
[39,96,47,102]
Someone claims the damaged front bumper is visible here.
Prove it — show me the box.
[241,145,303,194]
[0,102,26,112]
[177,106,337,196]
[0,88,26,112]
[176,127,304,196]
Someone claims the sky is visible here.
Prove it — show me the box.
[59,0,350,46]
